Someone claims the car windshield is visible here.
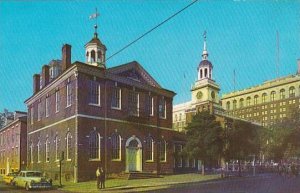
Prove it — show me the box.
[26,172,42,177]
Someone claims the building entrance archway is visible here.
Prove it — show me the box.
[126,136,142,172]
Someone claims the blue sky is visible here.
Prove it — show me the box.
[0,0,299,112]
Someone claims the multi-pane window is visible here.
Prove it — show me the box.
[30,107,34,124]
[159,97,166,118]
[111,87,121,109]
[289,86,295,98]
[270,91,276,101]
[66,132,72,161]
[55,90,60,112]
[37,140,41,163]
[128,91,139,116]
[89,80,100,105]
[233,100,237,110]
[159,140,166,162]
[30,142,33,163]
[246,97,251,106]
[146,95,154,116]
[254,95,258,105]
[38,101,42,121]
[145,137,153,161]
[226,101,230,110]
[280,89,285,99]
[55,136,60,161]
[239,99,244,108]
[45,138,50,162]
[45,97,49,117]
[66,81,72,107]
[89,131,100,160]
[262,93,267,103]
[111,134,121,160]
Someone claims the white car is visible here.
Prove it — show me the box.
[12,171,52,191]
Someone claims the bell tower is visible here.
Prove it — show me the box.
[191,31,221,113]
[85,9,107,68]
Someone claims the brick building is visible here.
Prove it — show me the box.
[0,111,27,175]
[24,26,190,182]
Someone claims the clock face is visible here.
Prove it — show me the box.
[211,91,215,99]
[196,91,203,99]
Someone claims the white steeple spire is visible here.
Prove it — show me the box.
[202,31,208,60]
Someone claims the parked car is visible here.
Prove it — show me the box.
[3,172,19,185]
[12,171,52,191]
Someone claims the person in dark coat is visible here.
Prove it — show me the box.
[100,167,105,189]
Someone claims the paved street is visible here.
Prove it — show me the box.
[143,174,300,193]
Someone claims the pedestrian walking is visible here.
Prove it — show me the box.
[100,167,105,189]
[96,166,101,189]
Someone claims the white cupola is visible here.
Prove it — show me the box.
[85,24,107,68]
[197,31,213,80]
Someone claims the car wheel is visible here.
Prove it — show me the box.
[25,183,30,191]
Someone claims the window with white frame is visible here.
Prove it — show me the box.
[45,138,50,162]
[30,107,34,124]
[89,131,101,160]
[159,140,167,162]
[37,140,41,163]
[66,132,72,161]
[159,97,166,119]
[55,90,60,112]
[146,95,154,116]
[66,81,72,107]
[289,86,295,98]
[37,101,42,121]
[45,97,49,117]
[55,135,60,161]
[30,141,33,163]
[89,80,100,105]
[111,134,121,160]
[145,137,153,161]
[111,87,121,109]
[128,91,139,116]
[270,91,276,102]
[280,89,285,99]
[254,95,258,105]
[185,158,189,167]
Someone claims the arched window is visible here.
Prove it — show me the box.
[280,89,285,99]
[97,51,101,62]
[179,113,182,121]
[30,141,33,163]
[233,100,237,110]
[66,132,72,161]
[91,50,96,63]
[145,137,153,161]
[239,98,244,108]
[254,95,259,105]
[289,86,295,98]
[55,135,60,161]
[111,134,121,160]
[262,93,267,103]
[89,131,101,160]
[226,101,230,110]
[246,97,251,106]
[200,69,203,79]
[204,68,208,78]
[45,138,50,162]
[86,51,89,62]
[270,91,276,102]
[37,140,41,163]
[159,140,166,162]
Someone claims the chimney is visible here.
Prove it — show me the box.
[62,44,72,71]
[33,74,40,94]
[298,59,300,74]
[42,65,50,88]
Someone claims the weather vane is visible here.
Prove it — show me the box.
[89,8,100,35]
